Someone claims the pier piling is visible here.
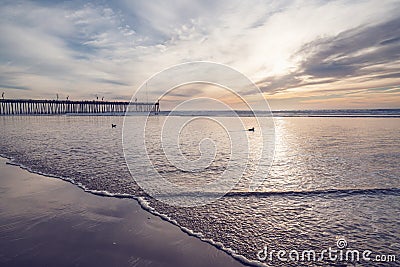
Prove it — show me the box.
[0,99,160,115]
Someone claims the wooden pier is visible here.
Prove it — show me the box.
[0,99,160,115]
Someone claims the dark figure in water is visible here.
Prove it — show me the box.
[248,127,255,132]
[111,124,117,128]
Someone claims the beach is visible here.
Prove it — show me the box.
[1,0,399,265]
[0,157,245,267]
[0,114,399,266]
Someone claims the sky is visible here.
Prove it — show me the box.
[0,0,399,110]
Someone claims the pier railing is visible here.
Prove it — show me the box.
[0,99,160,115]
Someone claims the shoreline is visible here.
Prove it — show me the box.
[0,157,248,267]
[0,154,262,266]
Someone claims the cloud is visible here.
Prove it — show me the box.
[300,17,400,79]
[0,84,30,91]
[0,0,399,109]
[257,15,400,98]
[92,78,130,86]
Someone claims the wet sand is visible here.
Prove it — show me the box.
[0,157,246,267]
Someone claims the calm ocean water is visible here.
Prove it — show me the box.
[0,111,399,266]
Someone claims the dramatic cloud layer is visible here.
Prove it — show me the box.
[0,0,399,109]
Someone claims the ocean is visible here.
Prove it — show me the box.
[0,110,399,266]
